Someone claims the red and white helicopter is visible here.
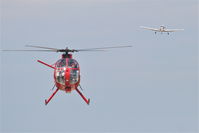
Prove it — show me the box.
[2,45,131,105]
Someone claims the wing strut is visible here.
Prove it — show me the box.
[76,87,90,105]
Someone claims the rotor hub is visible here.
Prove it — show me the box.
[62,53,72,58]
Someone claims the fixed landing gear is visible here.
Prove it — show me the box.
[45,88,59,105]
[76,87,90,105]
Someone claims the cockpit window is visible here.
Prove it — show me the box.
[56,59,66,68]
[68,59,79,68]
[55,70,65,85]
[70,69,79,84]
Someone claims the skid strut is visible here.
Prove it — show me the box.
[45,88,59,105]
[76,88,90,105]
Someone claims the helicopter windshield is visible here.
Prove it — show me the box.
[55,70,65,85]
[67,59,79,84]
[56,59,66,68]
[68,59,79,68]
[70,69,79,84]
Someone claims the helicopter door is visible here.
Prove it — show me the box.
[70,69,79,84]
[68,59,79,84]
[55,59,66,85]
[55,70,65,85]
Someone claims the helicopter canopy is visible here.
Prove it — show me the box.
[68,59,79,68]
[56,58,66,68]
[55,58,79,85]
[55,58,79,68]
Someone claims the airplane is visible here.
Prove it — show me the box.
[140,25,184,35]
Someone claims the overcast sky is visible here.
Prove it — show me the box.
[0,0,198,133]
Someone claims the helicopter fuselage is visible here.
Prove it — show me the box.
[54,55,80,93]
[37,54,90,105]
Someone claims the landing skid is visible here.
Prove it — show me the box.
[45,88,59,105]
[76,87,90,105]
[44,87,90,105]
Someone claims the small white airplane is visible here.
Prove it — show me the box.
[140,25,184,35]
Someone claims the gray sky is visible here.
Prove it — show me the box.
[0,0,198,133]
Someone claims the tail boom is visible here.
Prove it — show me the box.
[38,60,55,69]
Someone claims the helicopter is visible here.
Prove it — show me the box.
[1,45,132,105]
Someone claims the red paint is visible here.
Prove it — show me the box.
[45,88,59,105]
[76,88,90,105]
[38,60,55,69]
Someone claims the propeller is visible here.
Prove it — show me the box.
[1,44,132,53]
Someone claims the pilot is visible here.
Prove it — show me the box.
[69,60,76,68]
[60,59,65,67]
[71,63,76,68]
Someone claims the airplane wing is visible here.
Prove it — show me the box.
[140,26,160,32]
[164,29,184,32]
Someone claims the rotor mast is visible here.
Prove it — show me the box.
[62,48,73,58]
[62,52,72,58]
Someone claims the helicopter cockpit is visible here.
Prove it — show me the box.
[56,58,66,68]
[68,59,79,68]
[55,58,66,85]
[55,58,80,85]
[68,59,80,84]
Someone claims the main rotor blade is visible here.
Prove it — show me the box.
[1,45,132,53]
[73,49,107,52]
[0,49,57,52]
[26,45,59,50]
[0,48,105,52]
[76,45,132,51]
